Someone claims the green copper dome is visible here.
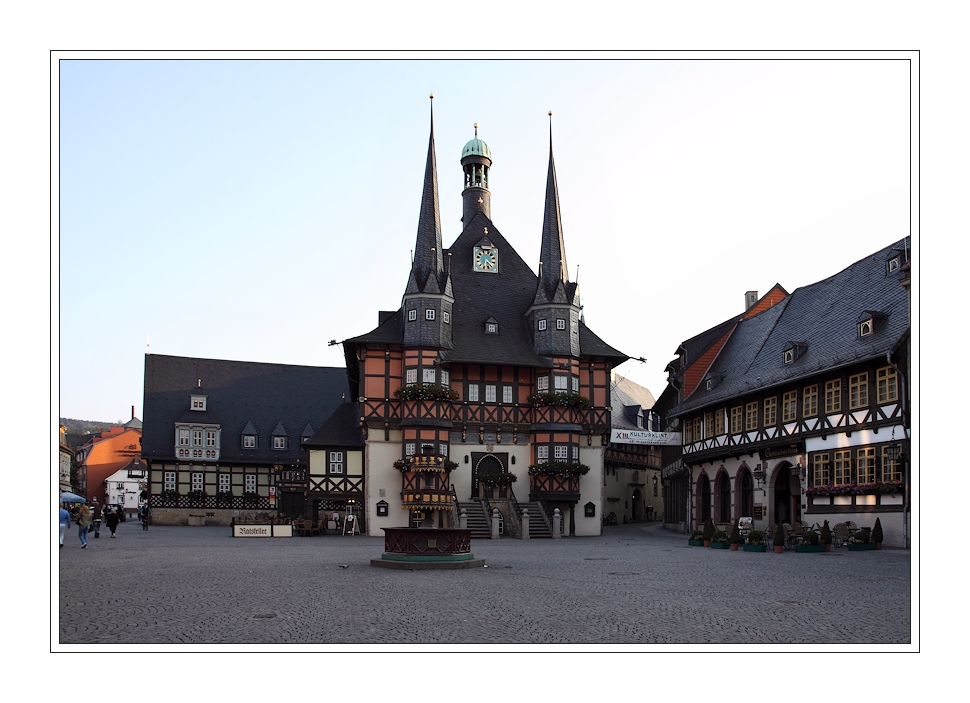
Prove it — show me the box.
[461,136,491,160]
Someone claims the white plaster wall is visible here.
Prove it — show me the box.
[365,431,404,536]
[578,442,604,536]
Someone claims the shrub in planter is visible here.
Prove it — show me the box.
[729,523,742,546]
[801,529,820,546]
[819,520,832,547]
[773,522,786,551]
[711,529,728,543]
[688,530,705,546]
[871,517,884,545]
[746,529,765,546]
[187,489,207,500]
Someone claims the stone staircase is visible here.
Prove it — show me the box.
[457,501,491,539]
[517,501,552,538]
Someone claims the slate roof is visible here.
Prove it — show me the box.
[142,354,350,463]
[303,402,365,448]
[345,209,626,367]
[611,374,658,430]
[670,238,910,416]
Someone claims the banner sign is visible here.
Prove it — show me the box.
[610,429,682,446]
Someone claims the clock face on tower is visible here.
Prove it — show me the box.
[473,246,498,273]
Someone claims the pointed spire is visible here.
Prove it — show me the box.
[409,93,444,293]
[538,111,569,301]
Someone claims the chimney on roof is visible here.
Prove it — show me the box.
[131,405,135,419]
[745,291,758,311]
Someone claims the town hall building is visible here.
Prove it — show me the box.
[142,102,637,536]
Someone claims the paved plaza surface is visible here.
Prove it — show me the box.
[58,519,912,647]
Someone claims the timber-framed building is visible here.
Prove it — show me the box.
[660,239,911,546]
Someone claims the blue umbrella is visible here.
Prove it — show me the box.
[60,491,87,503]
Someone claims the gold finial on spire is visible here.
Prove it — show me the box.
[430,93,434,99]
[474,122,478,137]
[548,111,552,116]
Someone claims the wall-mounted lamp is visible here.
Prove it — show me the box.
[652,475,658,487]
[790,462,806,481]
[753,464,765,488]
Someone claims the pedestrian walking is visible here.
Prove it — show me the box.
[92,501,103,538]
[105,506,120,538]
[59,503,71,548]
[140,503,152,531]
[77,504,93,548]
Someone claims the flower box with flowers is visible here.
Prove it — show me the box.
[688,530,705,546]
[477,472,518,487]
[743,529,767,552]
[804,481,904,498]
[394,383,460,402]
[526,391,591,410]
[710,530,730,549]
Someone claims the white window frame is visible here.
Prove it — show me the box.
[408,309,417,321]
[273,436,287,450]
[554,445,568,459]
[536,446,549,461]
[485,384,496,403]
[538,319,547,331]
[556,318,566,330]
[572,446,579,460]
[329,451,344,474]
[426,308,436,321]
[536,376,549,391]
[502,385,513,403]
[571,377,579,392]
[406,368,417,384]
[179,428,190,446]
[193,429,203,446]
[441,370,450,387]
[218,473,231,493]
[405,443,415,456]
[163,471,176,491]
[443,311,450,324]
[206,430,217,447]
[191,472,204,492]
[423,368,436,383]
[486,322,498,334]
[244,474,257,493]
[440,444,448,457]
[468,384,479,402]
[554,376,568,390]
[243,435,256,448]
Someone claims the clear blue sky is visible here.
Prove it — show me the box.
[58,57,912,422]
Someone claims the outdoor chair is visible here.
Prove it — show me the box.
[833,523,850,548]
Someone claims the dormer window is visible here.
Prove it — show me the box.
[443,311,450,324]
[426,309,436,321]
[190,395,207,411]
[857,311,887,338]
[538,319,547,331]
[556,318,566,330]
[705,373,724,390]
[783,342,808,364]
[887,256,900,273]
[408,309,417,321]
[273,436,287,450]
[243,435,256,448]
[485,316,499,334]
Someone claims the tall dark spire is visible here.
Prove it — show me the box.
[407,94,444,294]
[537,112,569,302]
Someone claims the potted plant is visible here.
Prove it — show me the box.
[871,517,884,549]
[688,530,705,547]
[711,529,729,549]
[216,490,234,505]
[702,518,715,547]
[849,529,876,551]
[819,520,833,552]
[744,529,766,552]
[772,522,786,553]
[242,490,260,506]
[728,522,742,550]
[795,529,825,553]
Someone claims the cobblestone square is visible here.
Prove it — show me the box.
[57,520,912,648]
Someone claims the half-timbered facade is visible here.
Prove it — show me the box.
[665,239,911,546]
[343,105,628,536]
[141,355,350,525]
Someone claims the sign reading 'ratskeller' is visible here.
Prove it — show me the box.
[610,429,682,446]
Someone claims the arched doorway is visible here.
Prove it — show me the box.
[737,468,754,520]
[773,462,802,524]
[473,455,505,498]
[715,471,731,524]
[631,488,642,522]
[697,473,711,524]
